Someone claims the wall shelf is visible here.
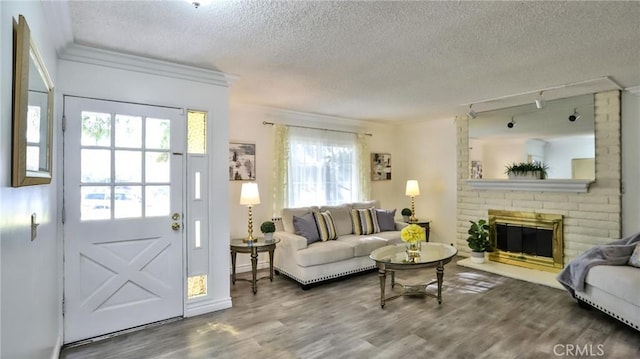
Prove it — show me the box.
[465,179,593,192]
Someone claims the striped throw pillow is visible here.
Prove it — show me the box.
[314,211,338,241]
[351,208,381,235]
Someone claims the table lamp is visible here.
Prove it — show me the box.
[240,182,261,242]
[405,180,420,223]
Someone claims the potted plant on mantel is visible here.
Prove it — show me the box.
[401,208,412,222]
[467,219,492,263]
[505,162,549,180]
[260,220,276,242]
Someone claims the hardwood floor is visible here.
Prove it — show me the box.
[60,258,639,359]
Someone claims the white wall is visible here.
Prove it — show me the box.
[622,89,640,236]
[395,118,458,245]
[0,2,62,358]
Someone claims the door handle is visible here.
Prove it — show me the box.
[171,222,181,231]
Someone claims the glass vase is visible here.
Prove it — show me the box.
[405,241,421,261]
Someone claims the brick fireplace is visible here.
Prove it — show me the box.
[456,91,621,269]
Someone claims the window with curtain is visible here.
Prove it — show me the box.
[287,127,360,207]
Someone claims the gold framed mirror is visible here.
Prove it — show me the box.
[12,14,54,187]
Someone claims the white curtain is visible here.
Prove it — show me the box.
[356,133,371,200]
[272,124,289,215]
[287,127,360,207]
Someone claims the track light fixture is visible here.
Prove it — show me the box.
[467,104,477,119]
[535,91,545,109]
[507,117,516,128]
[569,109,581,122]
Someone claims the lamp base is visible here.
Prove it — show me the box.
[242,237,255,243]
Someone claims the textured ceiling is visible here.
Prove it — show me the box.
[63,0,640,122]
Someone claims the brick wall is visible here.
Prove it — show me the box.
[456,91,621,264]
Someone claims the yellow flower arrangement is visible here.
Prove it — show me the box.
[400,224,426,244]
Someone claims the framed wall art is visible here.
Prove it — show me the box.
[371,153,391,181]
[229,142,256,180]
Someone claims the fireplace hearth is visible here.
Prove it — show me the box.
[488,210,563,272]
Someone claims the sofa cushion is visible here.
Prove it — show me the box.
[314,211,338,241]
[376,208,397,231]
[351,200,380,209]
[628,243,640,267]
[319,204,352,235]
[293,213,320,245]
[295,240,354,267]
[584,265,640,304]
[282,206,318,233]
[351,208,381,235]
[337,234,390,257]
[371,230,403,243]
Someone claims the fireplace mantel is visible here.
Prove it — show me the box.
[466,179,593,192]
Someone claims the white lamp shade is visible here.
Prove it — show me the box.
[240,182,261,205]
[405,180,420,196]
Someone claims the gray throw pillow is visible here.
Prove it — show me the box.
[293,213,320,245]
[376,209,396,231]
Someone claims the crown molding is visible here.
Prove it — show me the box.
[626,86,640,96]
[60,44,235,87]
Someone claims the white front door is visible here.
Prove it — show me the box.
[63,97,185,343]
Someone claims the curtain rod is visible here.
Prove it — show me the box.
[262,121,373,137]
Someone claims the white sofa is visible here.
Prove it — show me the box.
[574,264,640,331]
[273,200,407,289]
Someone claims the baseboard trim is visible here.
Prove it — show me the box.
[185,297,232,317]
[52,334,63,359]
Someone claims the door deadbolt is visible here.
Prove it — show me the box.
[172,213,180,220]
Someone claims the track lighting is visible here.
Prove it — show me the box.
[569,109,581,122]
[187,0,211,8]
[507,117,516,128]
[467,104,477,119]
[535,91,545,109]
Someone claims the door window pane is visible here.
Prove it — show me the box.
[194,172,201,200]
[115,115,142,148]
[115,151,141,183]
[187,275,207,298]
[114,186,141,219]
[145,118,170,150]
[187,111,206,154]
[81,112,111,146]
[145,152,170,183]
[81,186,112,220]
[146,185,170,217]
[81,149,111,183]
